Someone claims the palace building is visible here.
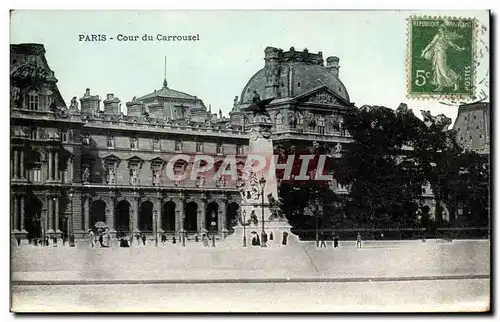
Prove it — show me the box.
[9,44,363,241]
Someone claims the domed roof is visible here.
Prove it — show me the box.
[239,47,350,104]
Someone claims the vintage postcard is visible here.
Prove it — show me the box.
[9,10,490,313]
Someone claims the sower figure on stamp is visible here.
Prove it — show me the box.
[421,22,465,92]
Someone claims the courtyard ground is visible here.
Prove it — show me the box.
[10,239,490,312]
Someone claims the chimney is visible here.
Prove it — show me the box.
[103,93,121,115]
[79,88,100,115]
[326,56,340,78]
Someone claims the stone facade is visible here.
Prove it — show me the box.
[14,44,434,241]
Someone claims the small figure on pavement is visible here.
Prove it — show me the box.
[172,236,177,244]
[16,237,21,246]
[319,232,327,248]
[269,231,274,241]
[161,233,167,246]
[282,231,288,245]
[334,235,339,248]
[141,234,146,246]
[356,232,362,249]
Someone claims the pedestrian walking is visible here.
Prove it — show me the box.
[141,234,146,246]
[98,234,104,247]
[334,235,339,248]
[319,232,327,248]
[356,232,362,249]
[282,231,288,245]
[161,233,167,246]
[16,237,21,246]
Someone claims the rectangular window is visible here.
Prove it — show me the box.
[107,136,115,148]
[152,138,160,151]
[28,93,39,111]
[30,127,37,140]
[196,142,203,153]
[216,143,223,154]
[175,140,182,152]
[31,166,41,182]
[130,137,138,149]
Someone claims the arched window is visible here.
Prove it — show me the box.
[28,89,39,111]
[275,112,283,132]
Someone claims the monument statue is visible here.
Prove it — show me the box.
[244,90,274,121]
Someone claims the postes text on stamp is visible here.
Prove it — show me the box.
[407,16,475,99]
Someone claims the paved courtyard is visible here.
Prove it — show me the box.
[11,239,490,282]
[11,239,490,312]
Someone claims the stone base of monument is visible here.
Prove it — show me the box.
[224,219,300,248]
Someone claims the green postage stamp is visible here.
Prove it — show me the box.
[407,16,476,99]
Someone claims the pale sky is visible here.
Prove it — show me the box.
[10,10,490,124]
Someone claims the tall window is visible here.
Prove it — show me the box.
[28,89,39,111]
[175,140,182,152]
[107,135,115,148]
[297,114,304,133]
[29,153,42,183]
[236,144,243,155]
[152,138,160,151]
[318,116,325,135]
[196,142,203,153]
[61,130,68,142]
[275,112,283,132]
[30,126,37,140]
[216,142,223,154]
[130,137,138,149]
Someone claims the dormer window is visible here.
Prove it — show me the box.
[28,89,39,111]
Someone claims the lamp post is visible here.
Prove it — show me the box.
[242,209,247,247]
[259,175,267,247]
[68,188,75,247]
[153,209,158,247]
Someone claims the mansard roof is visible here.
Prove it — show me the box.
[137,80,199,101]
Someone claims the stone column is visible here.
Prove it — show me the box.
[20,195,26,232]
[13,150,18,179]
[47,196,54,234]
[198,199,206,233]
[13,194,19,232]
[68,157,73,183]
[108,193,115,232]
[20,150,24,180]
[83,195,90,231]
[156,195,163,232]
[48,150,53,180]
[219,199,228,237]
[54,151,59,181]
[10,196,14,232]
[133,196,139,233]
[177,198,184,233]
[55,196,60,235]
